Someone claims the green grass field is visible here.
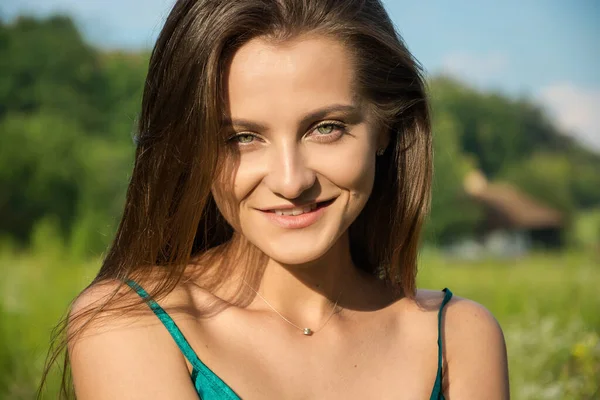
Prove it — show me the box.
[1,242,598,399]
[418,250,600,399]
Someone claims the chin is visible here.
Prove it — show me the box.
[246,228,341,266]
[263,242,330,265]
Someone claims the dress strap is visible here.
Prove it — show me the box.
[124,280,244,399]
[431,288,453,398]
[124,279,205,370]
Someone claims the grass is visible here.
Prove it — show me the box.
[418,249,600,399]
[0,239,97,399]
[1,241,599,399]
[418,250,600,328]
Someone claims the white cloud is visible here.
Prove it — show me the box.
[537,83,600,151]
[440,51,509,86]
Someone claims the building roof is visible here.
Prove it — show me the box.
[464,171,563,229]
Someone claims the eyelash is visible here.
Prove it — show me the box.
[228,120,347,146]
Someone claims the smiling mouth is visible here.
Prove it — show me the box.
[259,198,335,229]
[265,199,335,216]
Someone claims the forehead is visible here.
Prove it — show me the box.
[225,35,358,120]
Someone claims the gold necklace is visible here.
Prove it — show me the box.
[243,280,342,336]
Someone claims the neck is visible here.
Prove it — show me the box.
[242,232,388,328]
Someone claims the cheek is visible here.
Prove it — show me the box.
[316,140,376,200]
[211,156,264,228]
[232,154,266,202]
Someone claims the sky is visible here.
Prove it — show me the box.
[2,0,599,149]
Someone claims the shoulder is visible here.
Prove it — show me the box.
[443,293,503,339]
[436,290,510,399]
[68,278,201,399]
[441,292,506,360]
[408,288,505,344]
[69,278,197,337]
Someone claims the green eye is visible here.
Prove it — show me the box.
[316,124,335,135]
[235,134,255,143]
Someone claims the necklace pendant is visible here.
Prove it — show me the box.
[303,328,313,336]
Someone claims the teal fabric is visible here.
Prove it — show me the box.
[125,280,240,399]
[126,279,452,400]
[430,288,453,400]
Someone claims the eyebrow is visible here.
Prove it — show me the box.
[223,104,363,132]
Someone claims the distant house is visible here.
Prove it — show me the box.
[449,171,565,258]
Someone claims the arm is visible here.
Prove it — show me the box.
[443,297,510,399]
[68,282,200,399]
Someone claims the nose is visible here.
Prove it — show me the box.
[264,142,316,200]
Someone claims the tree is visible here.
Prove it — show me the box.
[424,111,480,244]
[429,76,576,177]
[499,152,576,216]
[0,15,109,131]
[0,113,83,241]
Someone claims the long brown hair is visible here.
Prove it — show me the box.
[41,0,431,397]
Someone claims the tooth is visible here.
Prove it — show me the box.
[273,205,321,216]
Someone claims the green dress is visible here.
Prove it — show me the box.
[126,280,452,400]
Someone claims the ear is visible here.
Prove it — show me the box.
[376,124,391,153]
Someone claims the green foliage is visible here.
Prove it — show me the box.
[0,303,14,395]
[69,135,134,256]
[567,149,600,209]
[418,250,600,400]
[0,15,143,252]
[426,77,600,242]
[428,76,574,177]
[0,16,108,130]
[499,152,576,215]
[0,113,83,241]
[0,241,96,399]
[99,52,148,142]
[425,111,480,243]
[569,208,600,251]
[505,317,600,399]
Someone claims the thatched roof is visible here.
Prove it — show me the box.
[464,171,563,229]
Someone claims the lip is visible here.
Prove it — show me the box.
[259,198,335,229]
[258,198,336,212]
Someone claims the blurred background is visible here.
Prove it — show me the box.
[0,0,598,398]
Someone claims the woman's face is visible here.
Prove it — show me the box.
[213,35,385,265]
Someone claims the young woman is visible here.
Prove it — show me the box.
[64,0,509,398]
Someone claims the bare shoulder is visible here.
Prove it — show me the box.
[439,291,510,399]
[408,288,505,341]
[442,293,504,343]
[68,278,200,399]
[411,288,451,311]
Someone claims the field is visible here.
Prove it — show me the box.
[418,250,600,399]
[1,238,598,399]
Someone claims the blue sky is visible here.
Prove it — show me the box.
[2,0,599,149]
